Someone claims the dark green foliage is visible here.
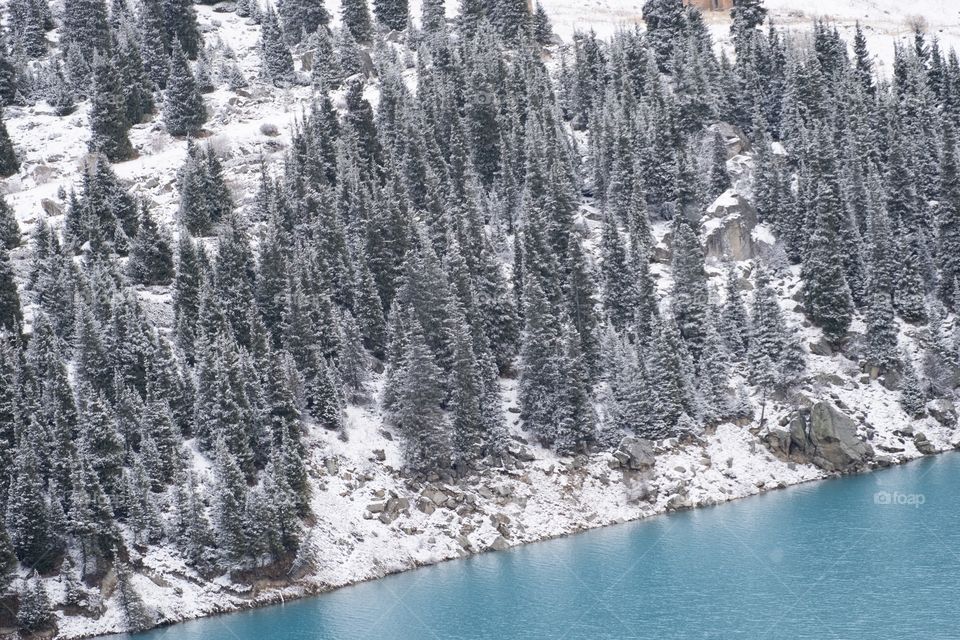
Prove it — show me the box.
[279,0,330,44]
[89,52,135,162]
[128,205,174,285]
[0,109,19,177]
[341,0,374,43]
[374,0,408,31]
[0,246,21,332]
[261,6,296,85]
[163,40,206,136]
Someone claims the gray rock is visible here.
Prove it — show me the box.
[808,401,873,472]
[927,399,957,427]
[366,502,386,513]
[40,198,63,217]
[702,191,759,261]
[616,437,656,472]
[808,339,834,357]
[487,536,510,552]
[768,402,872,472]
[914,432,937,455]
[416,498,435,515]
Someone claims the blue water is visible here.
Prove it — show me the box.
[125,453,960,640]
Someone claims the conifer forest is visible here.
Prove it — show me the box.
[1,0,959,636]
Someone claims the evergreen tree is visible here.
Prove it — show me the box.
[5,446,61,572]
[128,205,174,285]
[116,558,153,631]
[863,288,899,373]
[532,3,553,45]
[671,218,710,352]
[0,525,16,592]
[260,6,296,86]
[163,40,207,136]
[16,575,53,632]
[391,315,451,471]
[641,0,685,69]
[0,109,19,177]
[279,0,330,44]
[0,246,21,333]
[421,0,445,33]
[374,0,408,31]
[708,130,731,199]
[89,52,134,162]
[899,354,926,418]
[342,0,374,43]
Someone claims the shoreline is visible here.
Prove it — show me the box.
[76,432,959,640]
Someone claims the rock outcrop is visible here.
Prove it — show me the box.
[701,191,760,261]
[766,401,873,472]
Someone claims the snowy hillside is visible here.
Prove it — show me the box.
[1,0,960,638]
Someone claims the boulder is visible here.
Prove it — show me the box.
[769,402,872,472]
[701,191,758,261]
[40,198,63,217]
[707,122,750,156]
[808,401,873,472]
[615,437,656,471]
[488,536,510,552]
[914,432,937,455]
[927,399,957,428]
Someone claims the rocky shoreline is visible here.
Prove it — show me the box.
[55,397,960,640]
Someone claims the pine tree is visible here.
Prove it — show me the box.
[89,52,134,162]
[671,217,710,352]
[0,524,16,592]
[17,575,53,632]
[211,437,250,561]
[0,246,22,333]
[802,131,854,345]
[116,558,153,631]
[392,315,451,471]
[128,204,174,285]
[0,109,19,177]
[641,0,685,69]
[492,0,529,43]
[708,130,731,199]
[899,354,926,418]
[163,0,202,59]
[719,264,750,357]
[421,0,445,33]
[5,445,61,572]
[278,0,330,44]
[163,40,207,136]
[374,0,408,31]
[260,6,296,86]
[864,288,899,373]
[532,3,553,45]
[938,121,960,306]
[342,0,374,43]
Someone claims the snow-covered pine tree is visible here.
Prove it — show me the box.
[16,575,54,632]
[0,246,22,332]
[127,204,174,285]
[641,0,685,69]
[341,0,374,43]
[278,0,330,44]
[89,52,134,162]
[0,108,19,177]
[163,40,207,136]
[260,6,296,86]
[374,0,408,32]
[802,129,854,345]
[899,353,926,418]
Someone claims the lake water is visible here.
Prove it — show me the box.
[124,453,960,640]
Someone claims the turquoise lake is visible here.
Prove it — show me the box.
[124,453,960,640]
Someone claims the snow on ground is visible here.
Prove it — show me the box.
[9,1,960,638]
